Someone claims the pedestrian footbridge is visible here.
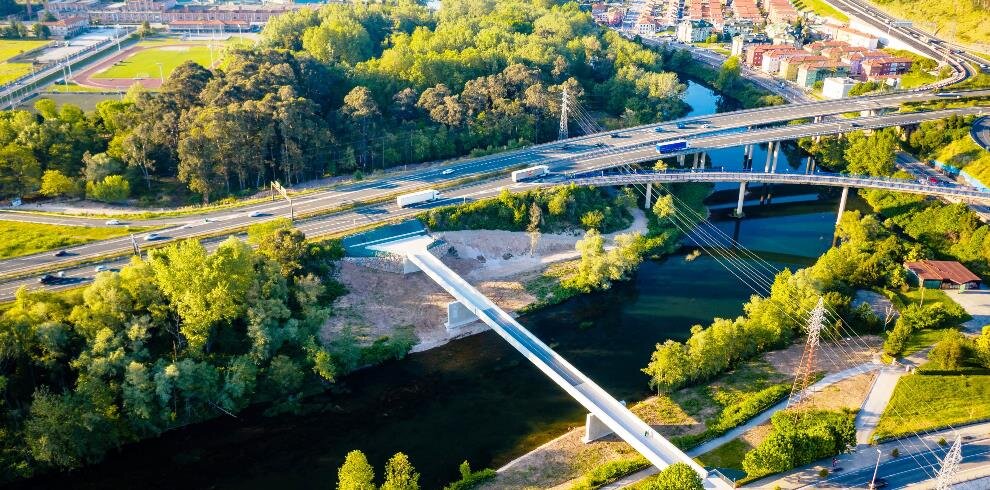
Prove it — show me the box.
[367,234,732,489]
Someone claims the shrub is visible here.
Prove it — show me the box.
[742,409,856,480]
[570,457,649,490]
[818,468,829,478]
[86,175,130,203]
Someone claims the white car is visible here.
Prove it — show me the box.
[248,211,264,218]
[441,169,455,175]
[144,233,161,241]
[94,265,109,273]
[105,219,121,225]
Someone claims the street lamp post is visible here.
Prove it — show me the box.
[869,448,882,489]
[155,62,164,84]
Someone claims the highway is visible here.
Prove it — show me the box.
[2,104,989,300]
[381,239,731,489]
[3,89,989,281]
[971,116,990,151]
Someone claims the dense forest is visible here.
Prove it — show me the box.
[0,0,692,206]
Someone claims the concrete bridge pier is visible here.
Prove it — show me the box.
[446,301,478,330]
[677,154,686,167]
[769,142,781,173]
[692,152,700,169]
[699,152,707,169]
[805,155,815,174]
[764,141,775,172]
[742,144,752,169]
[732,182,746,218]
[836,186,850,225]
[645,182,653,209]
[583,400,627,443]
[402,256,421,274]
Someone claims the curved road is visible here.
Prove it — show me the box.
[971,116,990,151]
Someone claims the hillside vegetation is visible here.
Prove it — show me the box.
[868,0,990,46]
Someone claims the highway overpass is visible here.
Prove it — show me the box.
[1,94,988,298]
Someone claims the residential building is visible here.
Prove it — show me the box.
[676,19,713,43]
[904,260,982,290]
[764,0,798,24]
[778,54,827,80]
[796,61,849,88]
[821,76,857,99]
[759,46,803,73]
[636,13,658,35]
[862,56,913,78]
[40,15,88,38]
[820,24,880,49]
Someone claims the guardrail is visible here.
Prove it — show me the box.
[556,168,990,202]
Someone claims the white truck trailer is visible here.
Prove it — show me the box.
[511,165,550,182]
[396,189,441,208]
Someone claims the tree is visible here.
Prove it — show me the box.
[31,23,50,40]
[975,326,990,369]
[929,330,968,369]
[85,175,130,203]
[650,462,703,490]
[381,452,420,490]
[337,450,376,490]
[39,170,79,197]
[844,129,898,176]
[341,86,379,170]
[0,144,41,197]
[642,340,691,392]
[715,56,741,91]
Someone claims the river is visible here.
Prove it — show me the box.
[17,82,858,490]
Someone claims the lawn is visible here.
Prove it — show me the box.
[94,44,219,79]
[903,328,956,357]
[45,82,116,93]
[891,287,966,316]
[793,0,849,22]
[0,39,49,62]
[697,438,753,471]
[0,62,32,85]
[874,369,990,439]
[0,220,152,259]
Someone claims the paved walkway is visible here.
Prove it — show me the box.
[944,286,990,334]
[855,367,906,444]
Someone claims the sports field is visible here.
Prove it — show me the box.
[93,44,218,79]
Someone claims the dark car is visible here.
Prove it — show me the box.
[39,274,58,284]
[850,122,861,127]
[53,250,68,257]
[610,133,622,138]
[869,478,888,489]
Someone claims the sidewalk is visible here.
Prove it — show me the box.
[855,367,906,444]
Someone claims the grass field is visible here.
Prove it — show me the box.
[94,44,218,79]
[0,62,32,85]
[874,368,990,439]
[0,39,49,62]
[0,221,152,260]
[793,0,849,22]
[45,82,118,93]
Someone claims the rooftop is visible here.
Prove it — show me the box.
[905,260,981,285]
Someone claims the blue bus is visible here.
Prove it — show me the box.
[656,139,688,154]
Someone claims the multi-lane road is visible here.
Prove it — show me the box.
[2,98,988,300]
[3,89,988,281]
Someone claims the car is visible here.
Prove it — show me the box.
[53,250,68,257]
[869,478,888,489]
[105,219,122,225]
[701,123,712,129]
[675,122,686,129]
[94,265,109,273]
[610,133,622,138]
[39,274,58,284]
[248,211,265,218]
[654,127,666,133]
[850,122,861,127]
[144,233,161,241]
[441,168,455,175]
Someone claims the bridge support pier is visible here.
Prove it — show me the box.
[836,186,849,225]
[732,182,746,218]
[402,257,421,274]
[770,142,780,173]
[692,152,699,169]
[446,301,478,330]
[677,154,685,167]
[645,182,653,209]
[805,155,815,174]
[583,413,613,443]
[764,141,775,172]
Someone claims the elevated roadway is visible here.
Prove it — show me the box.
[559,169,990,203]
[373,236,732,489]
[2,92,988,281]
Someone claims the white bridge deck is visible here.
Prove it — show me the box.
[369,236,731,489]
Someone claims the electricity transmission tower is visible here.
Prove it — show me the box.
[558,86,569,140]
[935,435,962,490]
[787,297,825,408]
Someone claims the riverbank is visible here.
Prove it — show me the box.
[323,209,649,353]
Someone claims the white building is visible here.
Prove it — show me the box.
[822,77,857,99]
[676,19,713,43]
